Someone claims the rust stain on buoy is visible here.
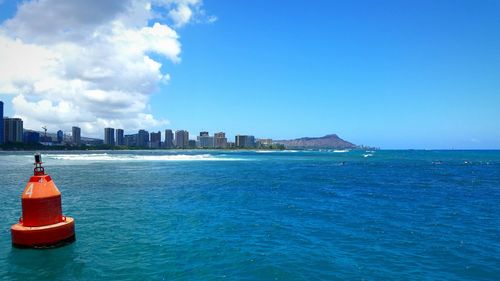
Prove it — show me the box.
[11,154,75,248]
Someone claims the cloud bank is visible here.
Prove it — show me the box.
[0,0,212,136]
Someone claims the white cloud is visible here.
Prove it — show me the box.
[207,15,218,24]
[0,36,60,94]
[0,0,211,137]
[169,4,194,27]
[156,0,216,27]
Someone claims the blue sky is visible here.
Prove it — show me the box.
[1,0,500,149]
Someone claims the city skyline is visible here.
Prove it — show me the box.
[1,114,263,150]
[0,1,499,149]
[1,99,267,147]
[2,97,263,148]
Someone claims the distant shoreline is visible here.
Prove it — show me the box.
[0,143,286,152]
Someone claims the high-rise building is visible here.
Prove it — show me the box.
[137,129,149,147]
[104,128,115,146]
[83,138,103,146]
[23,131,40,144]
[197,132,214,148]
[150,131,161,142]
[57,130,64,143]
[214,132,226,139]
[116,129,124,146]
[235,135,256,148]
[175,130,189,148]
[257,138,273,147]
[3,118,23,143]
[188,140,197,149]
[214,132,228,148]
[164,129,174,148]
[184,131,190,148]
[248,135,256,147]
[40,134,52,143]
[72,126,81,145]
[0,101,3,145]
[150,131,161,148]
[124,134,137,147]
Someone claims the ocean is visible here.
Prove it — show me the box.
[0,150,498,280]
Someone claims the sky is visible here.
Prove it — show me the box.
[0,0,499,149]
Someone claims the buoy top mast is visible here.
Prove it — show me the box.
[34,153,45,176]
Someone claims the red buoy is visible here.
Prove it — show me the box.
[11,154,75,248]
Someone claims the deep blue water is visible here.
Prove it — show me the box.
[0,150,499,280]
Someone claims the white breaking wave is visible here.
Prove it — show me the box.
[46,153,243,162]
[363,154,373,158]
[333,149,350,153]
[255,150,299,153]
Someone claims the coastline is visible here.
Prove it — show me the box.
[0,143,287,152]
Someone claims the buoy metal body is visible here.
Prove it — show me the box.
[11,154,75,248]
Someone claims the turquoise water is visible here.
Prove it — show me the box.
[0,150,499,280]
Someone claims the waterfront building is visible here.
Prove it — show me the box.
[164,129,174,148]
[124,134,138,147]
[197,134,214,148]
[175,130,189,148]
[104,128,115,146]
[72,126,81,145]
[198,136,214,148]
[40,134,52,143]
[197,131,214,148]
[137,129,149,147]
[257,138,273,148]
[235,135,256,148]
[235,135,242,147]
[150,131,161,149]
[3,117,23,143]
[214,132,228,148]
[116,129,124,146]
[0,101,3,145]
[83,139,103,146]
[23,131,40,144]
[57,130,63,143]
[188,140,197,149]
[258,139,273,146]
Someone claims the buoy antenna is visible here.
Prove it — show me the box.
[34,153,45,175]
